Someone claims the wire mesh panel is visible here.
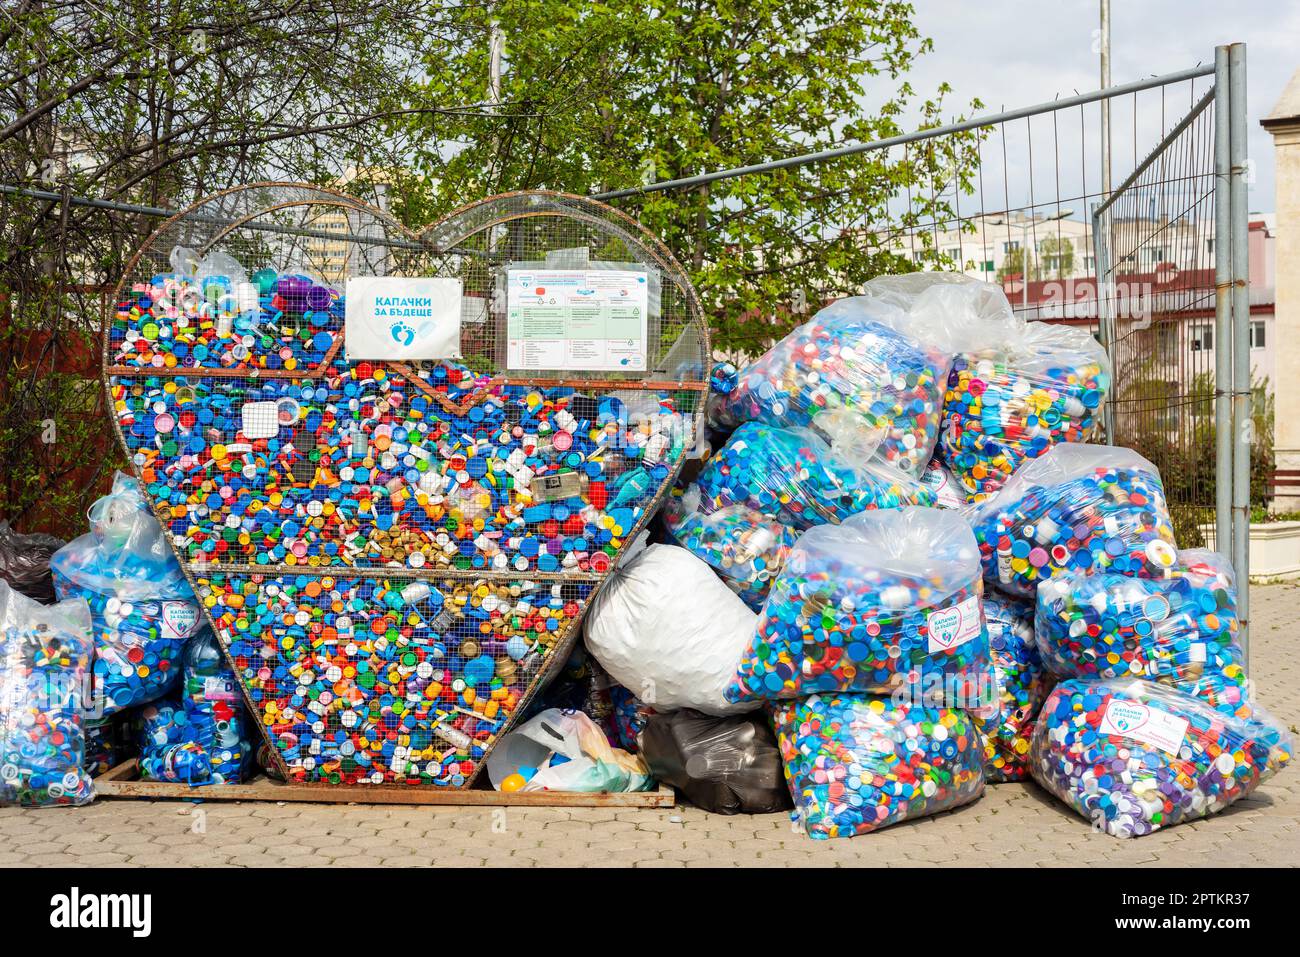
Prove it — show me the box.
[1094,93,1222,547]
[103,185,708,787]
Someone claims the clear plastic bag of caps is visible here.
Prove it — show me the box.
[726,506,993,707]
[969,595,1052,783]
[690,421,935,532]
[1031,677,1292,838]
[50,472,202,718]
[771,693,985,839]
[1034,549,1248,718]
[0,580,96,807]
[707,290,954,476]
[968,443,1177,600]
[941,322,1112,502]
[135,698,214,785]
[181,628,253,784]
[662,488,799,610]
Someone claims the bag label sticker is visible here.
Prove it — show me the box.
[161,602,200,641]
[1099,699,1189,755]
[344,276,464,360]
[927,595,982,653]
[204,675,241,702]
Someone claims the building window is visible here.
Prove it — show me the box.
[1155,323,1179,354]
[1251,320,1266,349]
[946,247,961,260]
[981,260,995,272]
[1190,324,1213,352]
[1003,240,1020,253]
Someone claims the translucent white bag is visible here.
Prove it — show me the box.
[585,544,762,715]
[486,708,653,792]
[968,444,1176,599]
[727,506,992,706]
[941,321,1112,501]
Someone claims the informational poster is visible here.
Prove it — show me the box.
[506,269,648,372]
[344,276,463,360]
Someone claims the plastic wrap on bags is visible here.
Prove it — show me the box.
[50,472,203,717]
[585,544,761,715]
[0,521,64,604]
[707,294,952,475]
[640,709,792,815]
[1031,678,1292,838]
[0,581,95,807]
[485,708,653,792]
[662,489,798,610]
[772,693,985,839]
[727,507,992,707]
[969,444,1176,600]
[970,595,1051,782]
[181,628,253,783]
[919,457,968,510]
[691,422,934,530]
[1035,549,1247,717]
[941,322,1111,501]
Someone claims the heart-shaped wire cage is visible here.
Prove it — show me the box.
[103,184,709,788]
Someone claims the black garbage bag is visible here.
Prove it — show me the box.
[0,520,64,604]
[640,709,792,815]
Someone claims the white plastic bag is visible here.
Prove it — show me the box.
[585,544,762,715]
[486,708,653,792]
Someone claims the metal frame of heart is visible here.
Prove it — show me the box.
[100,183,710,790]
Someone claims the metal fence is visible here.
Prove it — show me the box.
[597,44,1252,651]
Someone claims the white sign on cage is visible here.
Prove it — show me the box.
[506,268,648,372]
[344,276,464,360]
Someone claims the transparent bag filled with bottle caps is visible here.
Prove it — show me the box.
[1031,677,1292,838]
[0,581,96,807]
[941,321,1112,502]
[662,488,799,611]
[969,595,1052,783]
[772,693,985,839]
[49,471,201,717]
[690,421,934,533]
[1034,548,1247,717]
[968,443,1177,600]
[727,506,993,707]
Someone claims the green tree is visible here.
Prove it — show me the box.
[398,0,983,355]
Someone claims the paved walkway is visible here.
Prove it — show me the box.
[3,585,1298,868]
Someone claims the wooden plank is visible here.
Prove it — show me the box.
[93,760,675,808]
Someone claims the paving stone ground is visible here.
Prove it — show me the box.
[3,585,1298,868]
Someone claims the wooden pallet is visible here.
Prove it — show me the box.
[93,759,675,808]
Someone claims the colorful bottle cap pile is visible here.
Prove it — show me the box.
[109,270,345,374]
[1031,678,1292,838]
[970,595,1051,783]
[662,494,798,610]
[727,508,991,706]
[971,455,1176,600]
[771,693,985,839]
[82,715,132,776]
[691,422,933,530]
[0,585,96,807]
[940,331,1110,501]
[197,571,593,785]
[708,304,951,476]
[111,368,683,573]
[1034,550,1247,718]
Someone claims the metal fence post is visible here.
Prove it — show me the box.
[1229,42,1251,661]
[1214,47,1233,565]
[1092,202,1117,442]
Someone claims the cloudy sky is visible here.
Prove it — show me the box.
[895,0,1300,214]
